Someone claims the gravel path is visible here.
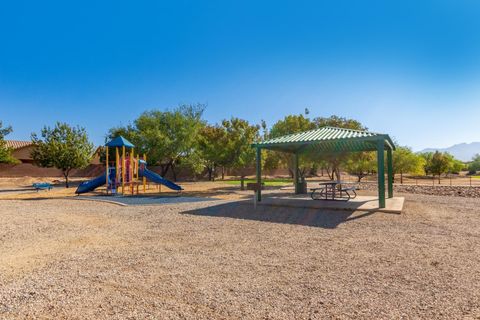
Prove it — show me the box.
[0,194,479,319]
[74,195,218,206]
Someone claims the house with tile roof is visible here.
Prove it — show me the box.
[4,140,35,163]
[4,140,102,164]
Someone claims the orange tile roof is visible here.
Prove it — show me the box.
[4,140,33,150]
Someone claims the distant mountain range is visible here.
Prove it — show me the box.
[420,142,480,162]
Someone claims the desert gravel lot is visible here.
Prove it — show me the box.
[0,194,480,319]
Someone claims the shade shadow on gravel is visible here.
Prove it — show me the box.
[181,201,375,229]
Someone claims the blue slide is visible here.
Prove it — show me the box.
[139,168,183,191]
[75,167,182,194]
[75,174,106,194]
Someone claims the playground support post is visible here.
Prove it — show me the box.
[122,146,126,194]
[130,149,134,194]
[143,153,147,192]
[116,147,120,189]
[105,146,109,194]
[256,147,261,201]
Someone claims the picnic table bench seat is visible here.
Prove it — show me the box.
[33,183,53,191]
[339,185,357,199]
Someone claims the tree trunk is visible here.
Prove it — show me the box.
[160,162,171,177]
[207,167,213,181]
[400,172,403,184]
[288,168,294,179]
[171,165,178,182]
[334,167,341,182]
[326,167,334,180]
[221,167,225,180]
[240,176,245,190]
[63,170,70,188]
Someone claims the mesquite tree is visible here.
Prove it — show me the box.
[31,122,94,187]
[108,104,205,181]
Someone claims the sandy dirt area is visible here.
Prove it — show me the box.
[0,177,255,201]
[0,190,479,319]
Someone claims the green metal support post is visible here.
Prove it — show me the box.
[256,147,262,201]
[387,147,393,198]
[377,140,386,208]
[293,152,299,194]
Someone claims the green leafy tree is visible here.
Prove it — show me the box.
[175,149,205,181]
[197,124,228,181]
[259,119,280,177]
[310,115,367,181]
[269,114,315,179]
[420,151,452,184]
[222,118,260,190]
[448,157,465,174]
[31,122,94,187]
[393,146,425,183]
[419,152,434,176]
[344,152,376,182]
[468,154,480,174]
[269,114,315,138]
[108,104,205,181]
[267,114,368,181]
[0,121,19,164]
[312,115,364,131]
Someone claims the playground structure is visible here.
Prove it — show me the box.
[76,136,182,195]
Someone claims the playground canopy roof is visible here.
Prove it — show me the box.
[252,126,395,153]
[105,136,135,148]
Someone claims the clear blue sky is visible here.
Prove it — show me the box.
[1,0,480,150]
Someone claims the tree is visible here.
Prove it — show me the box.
[197,125,228,181]
[269,114,315,138]
[222,118,260,190]
[393,147,425,183]
[108,104,205,181]
[448,157,465,175]
[420,151,452,183]
[31,122,94,188]
[266,114,368,181]
[419,152,434,176]
[269,114,315,179]
[468,154,480,174]
[0,121,18,164]
[310,115,367,181]
[312,115,364,131]
[344,152,376,182]
[174,149,205,181]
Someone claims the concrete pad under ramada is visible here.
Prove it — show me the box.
[259,195,405,214]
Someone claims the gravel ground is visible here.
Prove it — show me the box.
[0,194,479,319]
[74,195,218,206]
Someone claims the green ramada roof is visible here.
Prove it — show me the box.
[252,126,395,153]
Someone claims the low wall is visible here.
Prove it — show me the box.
[0,163,293,181]
[0,164,104,178]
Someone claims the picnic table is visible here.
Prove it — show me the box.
[310,181,357,201]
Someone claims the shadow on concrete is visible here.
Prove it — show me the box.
[181,200,376,229]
